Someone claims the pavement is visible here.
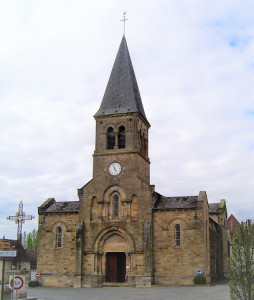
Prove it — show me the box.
[27,284,231,300]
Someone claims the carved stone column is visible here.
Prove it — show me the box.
[122,200,132,220]
[126,200,132,217]
[114,131,119,149]
[74,222,84,288]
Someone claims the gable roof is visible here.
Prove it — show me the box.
[153,195,198,210]
[94,36,149,125]
[209,203,220,214]
[38,199,79,214]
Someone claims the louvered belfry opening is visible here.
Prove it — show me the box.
[107,127,115,149]
[118,126,125,149]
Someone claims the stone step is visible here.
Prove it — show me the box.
[103,282,134,287]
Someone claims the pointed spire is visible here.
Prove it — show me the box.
[94,36,149,125]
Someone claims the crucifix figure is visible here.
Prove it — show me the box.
[6,201,34,241]
[120,11,128,35]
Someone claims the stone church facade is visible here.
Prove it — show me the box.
[37,36,228,287]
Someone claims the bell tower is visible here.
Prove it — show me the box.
[78,35,153,287]
[93,35,150,184]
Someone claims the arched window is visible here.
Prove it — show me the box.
[107,127,115,149]
[174,224,181,246]
[56,227,62,248]
[118,126,125,149]
[113,194,119,218]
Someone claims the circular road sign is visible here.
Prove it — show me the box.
[196,269,203,275]
[10,276,24,290]
[35,273,40,279]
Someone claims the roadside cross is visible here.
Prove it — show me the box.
[6,201,34,241]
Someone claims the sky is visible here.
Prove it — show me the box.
[1,0,253,240]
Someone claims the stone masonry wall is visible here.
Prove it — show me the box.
[37,212,79,287]
[78,172,153,286]
[153,208,209,285]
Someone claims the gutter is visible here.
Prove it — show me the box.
[152,204,155,284]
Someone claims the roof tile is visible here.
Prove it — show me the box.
[154,195,198,210]
[209,203,220,214]
[39,201,79,214]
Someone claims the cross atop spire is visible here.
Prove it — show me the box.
[7,201,34,241]
[120,11,128,35]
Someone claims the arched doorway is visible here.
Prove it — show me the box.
[103,234,127,283]
[94,226,135,284]
[106,252,126,282]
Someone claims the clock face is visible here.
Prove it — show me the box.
[109,162,121,176]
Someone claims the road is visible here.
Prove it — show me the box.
[27,284,231,300]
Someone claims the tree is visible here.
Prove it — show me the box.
[22,229,38,251]
[22,231,27,249]
[229,220,254,300]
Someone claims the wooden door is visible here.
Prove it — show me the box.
[106,253,117,282]
[117,252,126,282]
[106,252,126,282]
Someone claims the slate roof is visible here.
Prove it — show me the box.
[39,199,79,214]
[94,35,149,125]
[209,203,220,214]
[153,195,198,210]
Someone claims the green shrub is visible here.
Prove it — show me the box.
[28,280,40,287]
[229,220,254,300]
[194,274,207,285]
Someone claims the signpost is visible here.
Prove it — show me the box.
[1,250,17,300]
[9,275,25,291]
[0,242,10,249]
[0,251,17,257]
[35,273,40,279]
[9,275,26,300]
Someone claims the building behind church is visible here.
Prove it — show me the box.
[37,36,228,287]
[0,239,37,286]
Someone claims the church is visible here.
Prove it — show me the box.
[37,35,228,287]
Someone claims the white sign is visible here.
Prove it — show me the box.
[0,250,17,257]
[9,275,25,291]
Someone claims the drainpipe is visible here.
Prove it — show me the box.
[81,222,85,286]
[152,206,155,284]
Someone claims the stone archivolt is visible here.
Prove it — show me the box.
[94,226,135,253]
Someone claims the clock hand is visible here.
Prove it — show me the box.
[113,165,117,172]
